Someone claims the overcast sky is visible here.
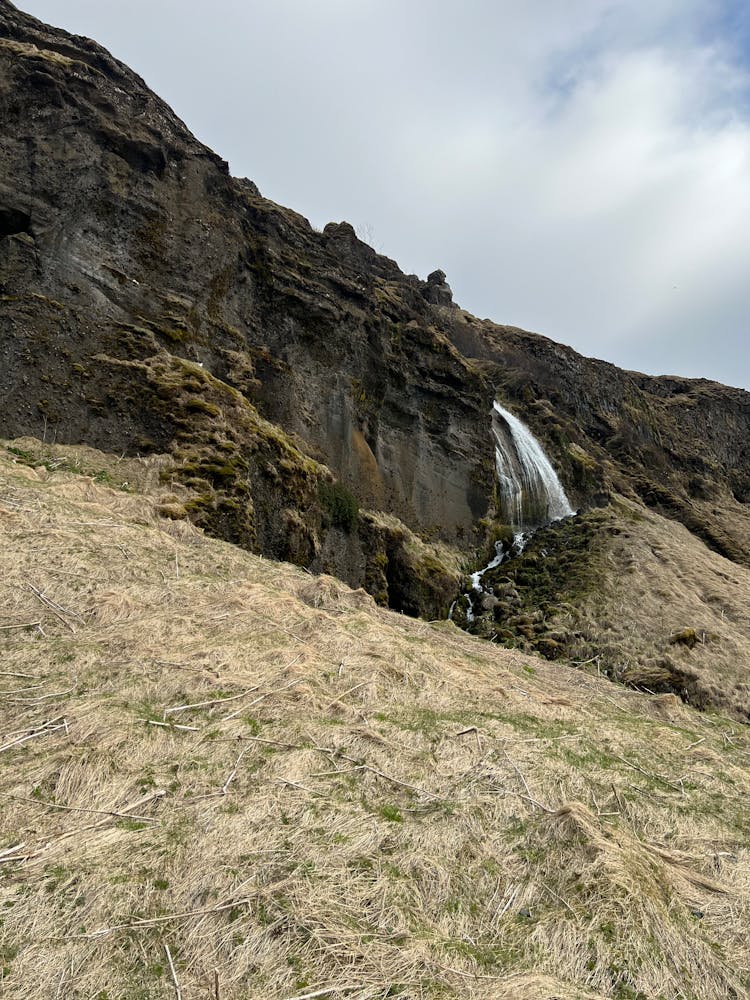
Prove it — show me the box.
[19,1,750,389]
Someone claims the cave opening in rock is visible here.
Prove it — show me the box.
[0,206,31,238]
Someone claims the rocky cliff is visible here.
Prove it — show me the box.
[2,1,750,651]
[0,0,496,615]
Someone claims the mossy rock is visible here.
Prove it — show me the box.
[94,352,333,561]
[156,501,188,520]
[358,513,461,619]
[455,507,610,655]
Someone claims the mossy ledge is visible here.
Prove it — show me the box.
[452,509,611,659]
[98,351,327,564]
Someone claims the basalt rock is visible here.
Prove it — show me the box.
[421,268,455,307]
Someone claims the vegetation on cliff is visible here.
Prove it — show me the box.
[454,500,750,720]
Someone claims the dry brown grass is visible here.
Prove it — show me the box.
[0,442,749,999]
[563,496,750,717]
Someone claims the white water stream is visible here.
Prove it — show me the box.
[451,401,574,621]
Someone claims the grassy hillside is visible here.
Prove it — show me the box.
[0,441,748,999]
[458,499,750,720]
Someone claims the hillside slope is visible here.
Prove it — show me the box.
[0,443,748,999]
[454,498,750,720]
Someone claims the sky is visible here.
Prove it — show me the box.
[19,1,750,390]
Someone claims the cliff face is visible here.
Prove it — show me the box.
[2,0,750,602]
[0,1,492,554]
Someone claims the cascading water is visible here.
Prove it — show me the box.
[492,402,573,530]
[450,401,574,623]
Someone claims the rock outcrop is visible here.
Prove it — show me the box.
[0,0,493,613]
[421,269,455,307]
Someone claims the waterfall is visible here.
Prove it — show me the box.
[449,400,573,624]
[492,401,573,531]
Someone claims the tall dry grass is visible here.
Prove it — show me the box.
[562,496,750,717]
[0,442,748,999]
